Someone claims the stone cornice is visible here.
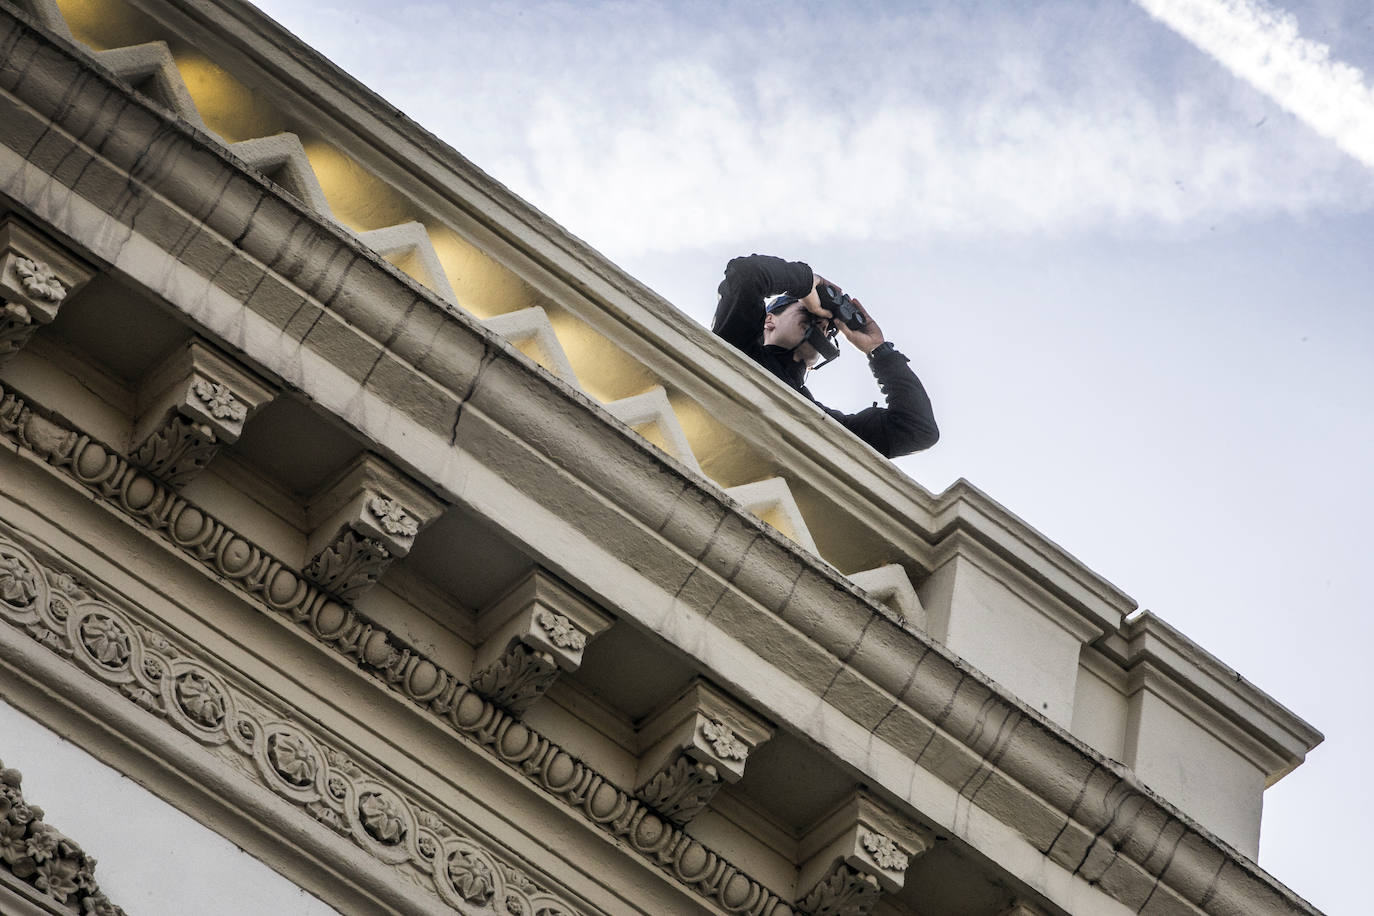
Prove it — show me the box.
[0,13,1323,915]
[0,384,799,915]
[1110,613,1322,782]
[0,366,1322,916]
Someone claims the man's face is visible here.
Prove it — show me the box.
[763,300,812,350]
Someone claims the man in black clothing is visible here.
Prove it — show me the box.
[712,253,938,459]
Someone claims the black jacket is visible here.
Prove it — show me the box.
[712,254,939,458]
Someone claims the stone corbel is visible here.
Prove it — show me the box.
[131,339,274,487]
[303,455,445,602]
[470,571,612,716]
[633,678,774,825]
[0,217,95,364]
[796,791,932,916]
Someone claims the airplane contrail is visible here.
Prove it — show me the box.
[1134,0,1374,169]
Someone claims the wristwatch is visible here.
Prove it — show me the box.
[867,341,896,360]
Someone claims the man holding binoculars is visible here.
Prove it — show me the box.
[712,253,938,459]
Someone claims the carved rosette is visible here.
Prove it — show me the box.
[266,732,319,788]
[0,757,126,914]
[0,550,40,612]
[358,790,408,846]
[368,495,418,537]
[860,830,907,872]
[191,379,247,422]
[535,608,586,651]
[446,848,496,906]
[12,257,66,302]
[701,719,748,761]
[0,527,582,915]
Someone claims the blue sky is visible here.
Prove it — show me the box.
[256,1,1373,910]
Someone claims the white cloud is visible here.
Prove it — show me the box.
[253,0,1374,256]
[497,57,1366,255]
[1134,0,1374,169]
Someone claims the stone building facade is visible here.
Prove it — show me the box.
[0,1,1324,914]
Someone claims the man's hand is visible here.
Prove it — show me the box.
[800,274,833,320]
[836,297,886,355]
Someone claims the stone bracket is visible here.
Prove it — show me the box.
[634,678,774,824]
[0,216,95,364]
[303,454,445,602]
[471,570,613,715]
[796,791,932,915]
[132,339,274,487]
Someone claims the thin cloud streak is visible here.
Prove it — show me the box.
[1135,0,1374,169]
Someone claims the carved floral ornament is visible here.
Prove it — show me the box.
[359,791,408,845]
[191,378,247,422]
[534,608,585,650]
[0,757,126,914]
[701,719,748,762]
[0,526,582,915]
[861,829,909,871]
[13,256,66,302]
[79,614,131,668]
[367,495,419,537]
[0,387,794,916]
[0,552,38,608]
[267,733,318,788]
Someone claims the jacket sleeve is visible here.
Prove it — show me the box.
[712,254,815,351]
[823,347,939,458]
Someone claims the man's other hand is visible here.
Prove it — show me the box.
[836,298,886,355]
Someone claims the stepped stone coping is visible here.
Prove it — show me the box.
[602,385,701,473]
[724,477,818,555]
[482,306,581,387]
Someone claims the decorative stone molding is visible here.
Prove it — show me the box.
[848,564,927,630]
[602,385,702,473]
[230,133,335,216]
[303,455,444,601]
[471,571,613,715]
[0,217,95,364]
[0,384,797,914]
[131,340,274,487]
[634,679,774,825]
[0,757,125,915]
[796,792,931,916]
[482,307,581,387]
[0,530,582,916]
[356,222,458,305]
[723,477,818,554]
[94,41,210,133]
